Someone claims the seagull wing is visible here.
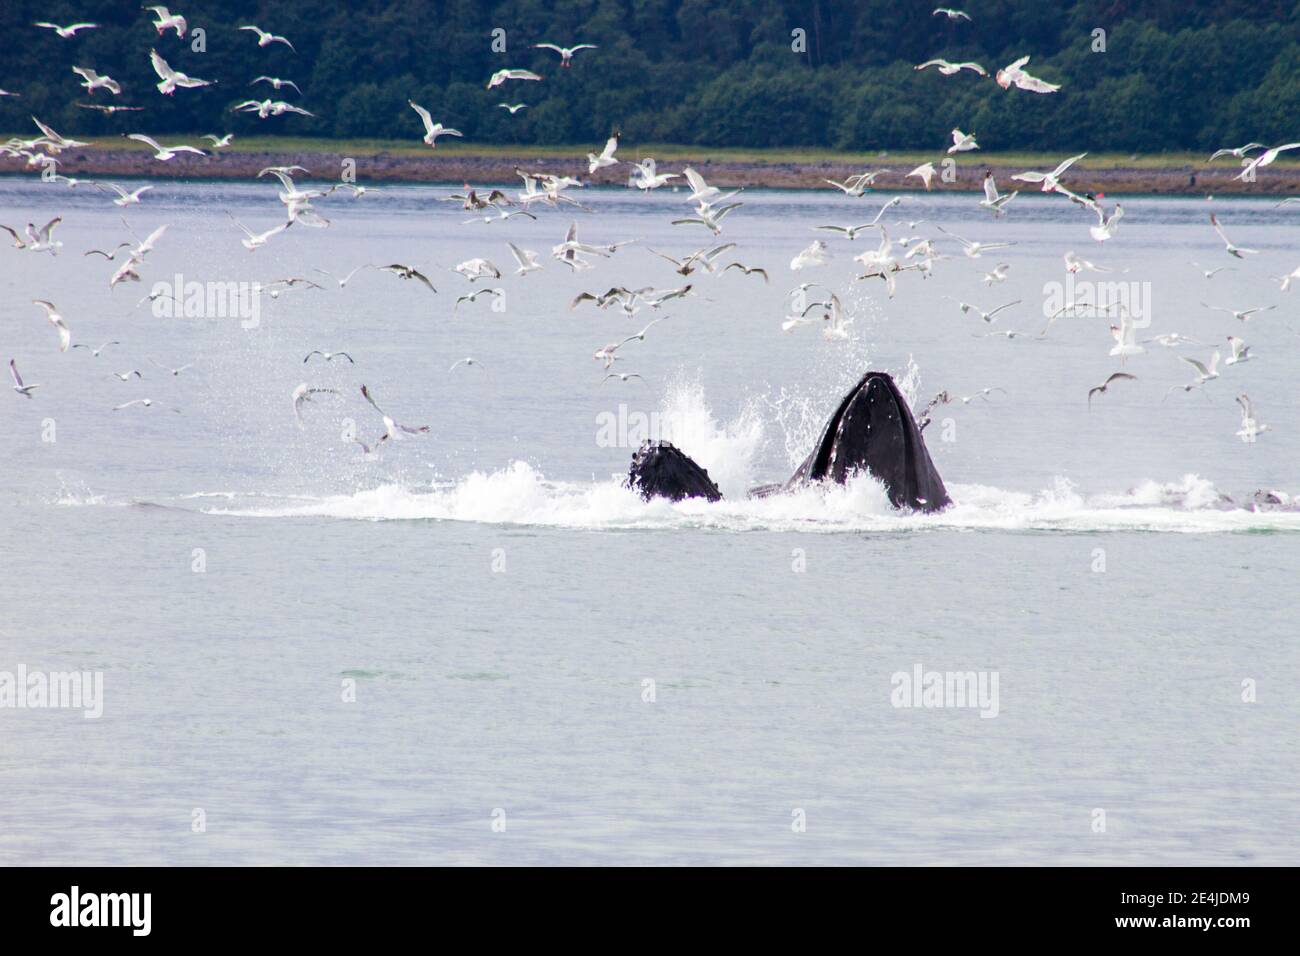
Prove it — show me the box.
[407,100,435,136]
[127,133,164,152]
[149,49,175,81]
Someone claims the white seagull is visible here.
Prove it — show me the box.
[507,242,542,275]
[9,360,39,397]
[1273,263,1300,292]
[36,21,99,38]
[587,133,620,174]
[127,132,206,161]
[948,297,1021,324]
[790,240,830,270]
[1012,153,1086,192]
[239,25,295,50]
[148,359,193,377]
[71,340,120,357]
[533,43,597,67]
[936,225,1013,258]
[228,213,292,250]
[1236,394,1268,441]
[291,384,337,427]
[979,172,1017,217]
[455,258,502,282]
[1184,351,1221,385]
[486,69,542,89]
[145,6,187,37]
[1108,314,1145,358]
[2,217,63,254]
[907,162,936,190]
[312,265,372,288]
[1209,212,1257,258]
[1236,142,1300,181]
[995,55,1060,93]
[1225,336,1253,366]
[629,157,679,190]
[824,170,890,196]
[915,58,985,76]
[1208,143,1265,162]
[1202,302,1275,323]
[33,300,71,351]
[1089,201,1123,242]
[360,385,429,440]
[408,100,462,148]
[97,183,153,206]
[149,49,213,94]
[72,66,121,95]
[948,128,979,153]
[1065,251,1109,273]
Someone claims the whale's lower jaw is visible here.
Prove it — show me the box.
[627,441,723,502]
[627,372,950,513]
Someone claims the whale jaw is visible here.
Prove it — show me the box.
[627,441,723,502]
[780,371,950,512]
[627,372,950,513]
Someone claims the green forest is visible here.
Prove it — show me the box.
[2,0,1299,153]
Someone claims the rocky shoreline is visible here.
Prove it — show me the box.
[5,147,1298,195]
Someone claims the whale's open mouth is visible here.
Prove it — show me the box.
[629,370,950,512]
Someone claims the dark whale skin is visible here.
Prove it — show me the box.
[749,371,951,512]
[627,441,723,502]
[626,372,950,512]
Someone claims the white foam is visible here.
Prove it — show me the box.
[201,463,1300,534]
[55,381,1300,535]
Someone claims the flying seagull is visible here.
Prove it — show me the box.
[486,69,542,89]
[915,58,984,75]
[1209,213,1257,258]
[239,25,295,50]
[380,263,438,293]
[1088,372,1137,406]
[149,49,213,94]
[588,133,620,174]
[533,43,597,67]
[72,66,121,95]
[304,350,354,364]
[32,300,71,351]
[145,6,187,37]
[9,360,39,397]
[71,340,120,357]
[408,100,462,147]
[35,21,100,38]
[291,383,337,427]
[360,385,429,440]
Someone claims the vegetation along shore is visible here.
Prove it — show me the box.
[4,138,1299,195]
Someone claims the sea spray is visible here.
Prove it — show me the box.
[655,375,764,500]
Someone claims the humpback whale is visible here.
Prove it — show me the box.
[627,371,950,512]
[627,440,723,502]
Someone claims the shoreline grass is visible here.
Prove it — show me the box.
[6,134,1298,170]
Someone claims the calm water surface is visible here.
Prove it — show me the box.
[1,176,1297,863]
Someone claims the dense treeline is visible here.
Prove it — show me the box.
[2,0,1299,152]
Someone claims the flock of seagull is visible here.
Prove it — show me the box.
[2,6,1294,462]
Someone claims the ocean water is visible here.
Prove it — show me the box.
[1,175,1297,865]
